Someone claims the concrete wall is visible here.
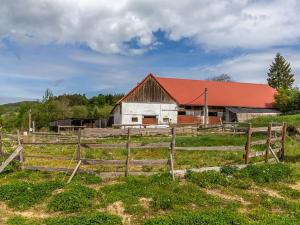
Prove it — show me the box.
[114,102,178,125]
[236,113,280,122]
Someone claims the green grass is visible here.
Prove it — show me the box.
[48,184,97,213]
[249,114,300,127]
[7,213,122,225]
[142,209,248,225]
[237,163,292,183]
[0,181,63,210]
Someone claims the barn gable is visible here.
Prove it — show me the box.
[122,74,175,103]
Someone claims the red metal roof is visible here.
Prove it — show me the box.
[120,74,276,108]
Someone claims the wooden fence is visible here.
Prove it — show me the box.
[0,122,287,182]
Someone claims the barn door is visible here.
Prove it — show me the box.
[142,116,158,125]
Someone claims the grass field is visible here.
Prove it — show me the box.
[0,131,300,225]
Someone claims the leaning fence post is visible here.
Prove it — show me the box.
[76,128,81,161]
[125,128,131,177]
[0,127,3,155]
[169,127,176,180]
[17,130,24,170]
[244,124,252,164]
[280,122,287,160]
[265,123,272,163]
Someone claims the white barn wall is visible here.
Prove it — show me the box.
[121,102,178,125]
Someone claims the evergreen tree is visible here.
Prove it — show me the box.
[267,53,295,89]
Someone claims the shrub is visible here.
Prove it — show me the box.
[47,184,96,213]
[186,170,232,188]
[0,181,63,210]
[238,163,292,183]
[44,213,122,225]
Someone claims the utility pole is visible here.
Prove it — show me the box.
[204,88,208,128]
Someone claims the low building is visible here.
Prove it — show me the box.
[112,74,280,126]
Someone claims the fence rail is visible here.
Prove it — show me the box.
[0,122,288,182]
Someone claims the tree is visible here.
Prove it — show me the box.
[207,74,233,82]
[42,88,53,103]
[267,53,295,89]
[275,88,300,112]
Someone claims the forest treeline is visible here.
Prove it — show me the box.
[0,90,124,131]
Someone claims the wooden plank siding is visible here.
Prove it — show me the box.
[123,76,174,103]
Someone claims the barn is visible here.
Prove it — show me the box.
[112,74,280,126]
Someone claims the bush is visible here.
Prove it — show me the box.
[238,163,292,183]
[186,170,232,188]
[45,213,122,225]
[47,184,96,213]
[0,181,63,210]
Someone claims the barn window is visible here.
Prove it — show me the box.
[131,117,138,122]
[208,112,218,116]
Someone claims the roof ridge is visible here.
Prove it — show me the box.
[155,75,271,87]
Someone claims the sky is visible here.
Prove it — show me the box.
[1,0,300,104]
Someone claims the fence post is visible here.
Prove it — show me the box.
[0,127,3,155]
[76,128,81,161]
[265,123,272,163]
[244,124,252,164]
[32,121,36,143]
[125,128,131,177]
[280,122,287,160]
[169,127,176,180]
[17,130,24,170]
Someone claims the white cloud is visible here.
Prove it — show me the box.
[190,49,300,86]
[1,0,300,54]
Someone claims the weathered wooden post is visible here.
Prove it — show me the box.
[125,128,131,177]
[32,121,36,143]
[17,130,24,170]
[28,109,32,134]
[280,122,287,160]
[265,123,272,163]
[0,127,3,156]
[169,127,176,180]
[244,124,252,164]
[76,128,81,161]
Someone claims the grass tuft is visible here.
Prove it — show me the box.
[47,184,97,213]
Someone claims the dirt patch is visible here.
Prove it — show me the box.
[289,182,300,191]
[139,197,151,209]
[204,189,251,205]
[262,188,283,199]
[107,201,131,225]
[0,201,53,222]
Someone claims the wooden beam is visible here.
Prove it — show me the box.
[169,127,176,181]
[175,146,245,151]
[125,128,131,177]
[67,160,82,184]
[280,122,287,160]
[0,128,2,155]
[245,124,252,164]
[265,124,272,163]
[0,146,23,173]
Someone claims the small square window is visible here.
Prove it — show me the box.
[132,117,138,122]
